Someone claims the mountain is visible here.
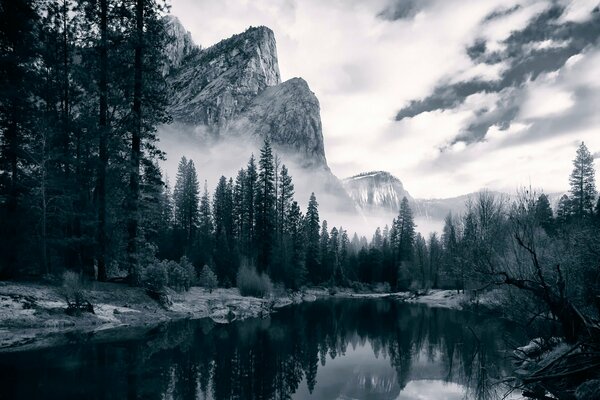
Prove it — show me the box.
[342,171,412,212]
[161,18,352,211]
[162,16,199,76]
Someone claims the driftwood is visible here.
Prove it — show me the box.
[520,339,600,400]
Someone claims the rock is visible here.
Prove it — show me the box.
[231,77,326,168]
[167,26,280,127]
[162,16,199,76]
[162,22,356,212]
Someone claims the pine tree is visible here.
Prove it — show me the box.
[329,227,341,284]
[441,213,460,289]
[255,139,276,273]
[125,0,170,283]
[535,194,554,233]
[304,193,320,284]
[414,233,428,287]
[428,233,442,289]
[392,197,415,289]
[232,168,246,240]
[0,0,39,277]
[173,157,199,244]
[395,197,416,262]
[277,165,294,240]
[213,175,236,284]
[243,156,257,258]
[556,194,571,225]
[286,201,306,289]
[194,181,213,268]
[569,142,597,219]
[319,220,330,283]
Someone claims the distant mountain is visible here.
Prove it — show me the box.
[161,18,354,211]
[343,170,566,225]
[342,171,412,212]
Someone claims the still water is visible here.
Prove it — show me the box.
[0,298,524,400]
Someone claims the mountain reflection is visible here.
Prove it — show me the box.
[0,299,523,400]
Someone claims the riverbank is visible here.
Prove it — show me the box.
[0,282,498,353]
[0,281,321,352]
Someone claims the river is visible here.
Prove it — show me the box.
[0,298,524,399]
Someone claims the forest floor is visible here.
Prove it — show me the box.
[0,282,496,353]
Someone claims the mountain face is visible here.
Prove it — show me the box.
[162,16,199,76]
[167,25,280,128]
[343,171,412,212]
[162,18,352,210]
[230,77,327,167]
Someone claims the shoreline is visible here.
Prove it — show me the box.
[0,281,487,353]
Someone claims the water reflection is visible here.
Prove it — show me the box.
[0,299,522,400]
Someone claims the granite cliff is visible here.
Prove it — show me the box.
[162,18,351,210]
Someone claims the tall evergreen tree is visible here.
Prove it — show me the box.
[285,201,305,289]
[232,168,246,241]
[569,142,597,219]
[277,165,294,240]
[255,139,276,273]
[304,193,320,284]
[394,197,416,262]
[173,157,199,245]
[319,220,330,283]
[243,156,257,258]
[0,0,39,277]
[535,193,555,233]
[556,194,571,225]
[126,0,170,283]
[194,181,213,269]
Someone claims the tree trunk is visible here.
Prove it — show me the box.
[127,0,143,284]
[96,0,109,282]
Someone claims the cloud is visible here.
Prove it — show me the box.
[169,0,600,200]
[394,2,600,147]
[377,0,434,21]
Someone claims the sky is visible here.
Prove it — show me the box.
[170,0,600,199]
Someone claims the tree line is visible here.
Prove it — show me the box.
[1,2,598,341]
[0,0,169,282]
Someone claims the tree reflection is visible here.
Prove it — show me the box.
[0,299,522,400]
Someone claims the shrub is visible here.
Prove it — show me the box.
[236,264,272,298]
[62,271,94,315]
[373,282,391,293]
[198,265,218,292]
[167,258,195,292]
[143,257,195,293]
[143,260,169,292]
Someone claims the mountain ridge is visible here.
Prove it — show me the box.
[161,18,354,211]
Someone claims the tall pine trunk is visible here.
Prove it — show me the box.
[127,0,143,284]
[96,0,108,281]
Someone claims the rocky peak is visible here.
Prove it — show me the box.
[231,77,327,168]
[163,20,354,211]
[162,16,199,76]
[343,171,413,212]
[167,25,280,126]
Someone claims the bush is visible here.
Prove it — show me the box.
[167,257,195,292]
[143,260,169,292]
[142,256,195,293]
[62,271,94,315]
[198,265,218,292]
[372,282,391,294]
[236,264,272,298]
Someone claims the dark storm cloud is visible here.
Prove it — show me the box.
[394,4,600,145]
[483,4,522,22]
[377,0,434,21]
